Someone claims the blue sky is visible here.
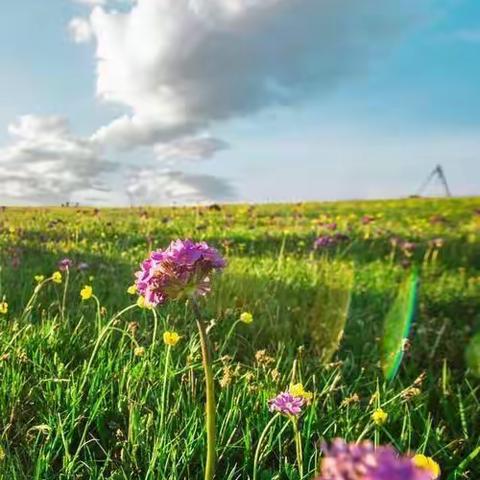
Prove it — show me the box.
[0,0,479,205]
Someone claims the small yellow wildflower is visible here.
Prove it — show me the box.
[134,346,145,357]
[80,285,93,301]
[163,331,181,347]
[52,271,62,284]
[34,274,45,283]
[289,383,313,402]
[127,284,137,295]
[0,302,8,315]
[137,296,152,309]
[0,444,4,462]
[412,454,441,479]
[371,408,388,426]
[240,311,253,324]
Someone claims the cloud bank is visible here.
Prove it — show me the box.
[76,0,421,150]
[1,0,429,204]
[0,115,112,204]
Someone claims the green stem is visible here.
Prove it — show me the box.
[93,295,102,337]
[291,416,304,478]
[253,413,280,480]
[61,268,70,322]
[159,344,171,432]
[193,300,216,480]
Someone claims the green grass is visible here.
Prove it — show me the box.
[0,197,479,479]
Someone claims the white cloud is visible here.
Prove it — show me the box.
[69,17,93,44]
[73,0,107,6]
[126,169,235,205]
[0,115,114,204]
[77,0,425,150]
[154,135,229,164]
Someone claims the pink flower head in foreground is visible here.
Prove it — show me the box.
[135,239,226,307]
[268,392,304,416]
[315,439,433,480]
[58,258,73,271]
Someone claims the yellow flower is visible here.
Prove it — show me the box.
[0,302,8,315]
[34,274,45,283]
[127,284,137,295]
[240,311,253,324]
[134,346,145,357]
[371,408,388,426]
[412,454,441,479]
[52,271,62,284]
[80,285,93,301]
[137,296,152,309]
[289,383,313,402]
[163,331,181,347]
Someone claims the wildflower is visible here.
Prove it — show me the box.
[240,311,253,324]
[255,349,275,366]
[268,392,304,416]
[52,271,62,284]
[315,439,432,480]
[412,454,441,479]
[341,393,360,408]
[372,408,388,426]
[77,262,89,271]
[289,383,313,402]
[127,284,137,295]
[58,258,73,271]
[0,302,8,315]
[401,387,421,401]
[134,239,225,307]
[0,445,4,462]
[270,368,281,382]
[134,346,145,357]
[80,285,93,301]
[163,331,181,347]
[34,274,45,283]
[313,233,349,250]
[314,235,337,249]
[136,296,152,309]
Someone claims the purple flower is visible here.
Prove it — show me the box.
[315,440,431,480]
[58,258,73,271]
[314,235,337,249]
[314,233,349,250]
[268,392,304,416]
[135,239,226,307]
[361,215,375,225]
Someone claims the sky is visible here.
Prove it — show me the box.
[0,0,479,206]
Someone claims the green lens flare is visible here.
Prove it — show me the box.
[381,270,419,381]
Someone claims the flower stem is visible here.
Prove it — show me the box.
[159,344,171,432]
[61,268,70,322]
[193,300,216,480]
[291,416,304,478]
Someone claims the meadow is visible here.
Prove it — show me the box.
[0,197,479,479]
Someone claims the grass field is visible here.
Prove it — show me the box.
[0,197,479,479]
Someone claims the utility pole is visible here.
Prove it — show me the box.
[415,164,452,197]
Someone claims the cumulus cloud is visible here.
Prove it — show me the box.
[126,169,235,205]
[154,135,229,164]
[68,17,93,44]
[73,0,107,6]
[77,0,424,150]
[0,115,114,204]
